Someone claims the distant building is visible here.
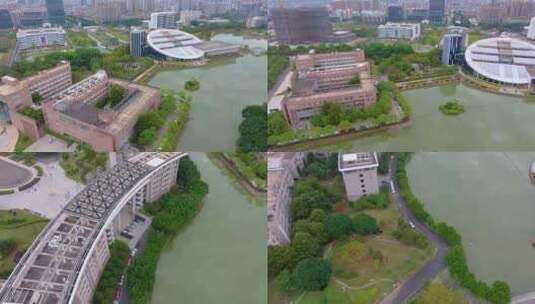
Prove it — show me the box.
[16,27,66,51]
[528,17,535,40]
[20,8,47,27]
[179,10,202,26]
[149,11,178,29]
[358,10,385,24]
[429,0,445,24]
[378,22,421,40]
[282,51,376,128]
[45,0,65,25]
[0,9,13,29]
[94,2,123,23]
[406,9,428,22]
[442,34,464,65]
[267,152,305,246]
[130,28,146,57]
[338,152,379,201]
[387,5,403,22]
[246,16,267,28]
[270,6,333,45]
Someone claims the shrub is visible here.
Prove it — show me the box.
[352,213,380,235]
[292,258,332,291]
[324,213,353,240]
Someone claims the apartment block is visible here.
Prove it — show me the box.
[282,51,377,128]
[338,152,379,201]
[378,22,421,41]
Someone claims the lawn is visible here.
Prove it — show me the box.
[0,209,48,278]
[469,32,483,44]
[67,30,97,48]
[14,134,34,152]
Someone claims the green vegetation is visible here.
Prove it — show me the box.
[59,144,108,183]
[378,153,390,175]
[396,153,511,304]
[18,106,44,123]
[0,190,15,195]
[292,258,332,291]
[67,30,97,48]
[268,47,289,89]
[419,28,443,46]
[0,46,153,83]
[127,157,208,304]
[133,90,187,148]
[237,105,267,152]
[14,134,34,152]
[226,152,267,190]
[184,78,200,91]
[95,84,125,109]
[0,210,48,278]
[159,101,191,151]
[439,100,465,116]
[269,153,432,304]
[11,152,36,166]
[413,281,467,304]
[93,241,130,304]
[352,190,391,210]
[31,92,43,105]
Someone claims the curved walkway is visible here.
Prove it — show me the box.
[0,157,35,190]
[380,155,450,304]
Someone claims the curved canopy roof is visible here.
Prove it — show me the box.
[147,29,204,60]
[465,37,535,84]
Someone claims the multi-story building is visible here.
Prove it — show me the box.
[267,152,305,246]
[338,152,379,201]
[387,5,403,22]
[16,26,66,51]
[20,8,47,27]
[0,9,13,29]
[358,10,386,24]
[130,28,146,57]
[45,0,65,24]
[442,33,464,65]
[246,16,267,28]
[22,60,72,99]
[179,10,202,26]
[429,0,445,24]
[149,11,177,29]
[270,6,333,45]
[0,152,187,304]
[378,22,421,41]
[94,2,124,23]
[528,17,535,40]
[281,51,377,128]
[406,9,429,22]
[43,70,161,151]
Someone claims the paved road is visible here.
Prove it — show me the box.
[382,154,450,303]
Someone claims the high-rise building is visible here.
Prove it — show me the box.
[270,6,333,45]
[429,0,445,24]
[20,8,47,27]
[387,5,403,22]
[45,0,66,25]
[130,28,146,57]
[338,152,379,201]
[442,34,464,65]
[149,12,177,29]
[0,9,13,29]
[528,17,535,39]
[378,22,421,41]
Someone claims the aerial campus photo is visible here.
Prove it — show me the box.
[0,0,267,153]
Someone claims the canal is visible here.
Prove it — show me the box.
[317,84,535,151]
[150,153,267,303]
[407,152,535,295]
[148,33,267,151]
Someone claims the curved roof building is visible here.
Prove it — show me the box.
[465,37,535,85]
[146,29,204,60]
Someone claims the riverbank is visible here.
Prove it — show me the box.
[210,152,266,197]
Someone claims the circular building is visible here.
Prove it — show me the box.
[146,29,204,60]
[465,37,535,86]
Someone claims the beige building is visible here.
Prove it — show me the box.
[338,152,379,201]
[0,152,187,304]
[267,152,305,246]
[282,51,377,128]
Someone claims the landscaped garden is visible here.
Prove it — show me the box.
[268,153,432,304]
[439,100,465,116]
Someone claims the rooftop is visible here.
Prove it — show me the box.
[338,152,378,172]
[465,37,535,84]
[146,29,204,60]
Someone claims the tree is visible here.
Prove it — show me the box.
[324,213,353,240]
[352,213,379,235]
[276,269,294,291]
[304,162,329,180]
[0,238,17,256]
[290,232,320,266]
[487,281,511,304]
[134,111,164,144]
[292,258,331,291]
[31,92,43,105]
[268,111,289,136]
[177,156,201,192]
[184,78,200,91]
[237,105,267,152]
[268,245,292,277]
[138,128,157,146]
[309,209,327,223]
[108,84,124,107]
